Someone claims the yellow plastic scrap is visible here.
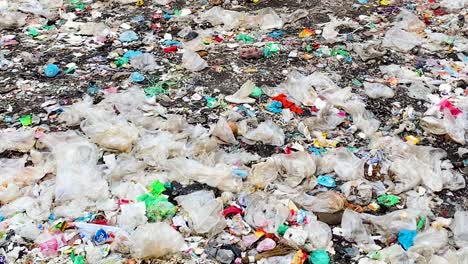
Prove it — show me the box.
[136,0,144,6]
[380,0,390,5]
[299,28,315,38]
[255,230,265,238]
[405,135,420,145]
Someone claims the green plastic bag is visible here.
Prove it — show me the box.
[309,249,330,264]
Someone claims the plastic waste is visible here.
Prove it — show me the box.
[304,218,332,250]
[130,53,160,72]
[244,192,289,234]
[363,82,395,98]
[295,191,345,214]
[243,120,285,146]
[40,132,108,201]
[130,72,145,83]
[332,148,365,180]
[411,227,448,251]
[44,63,60,77]
[257,238,276,252]
[211,117,238,145]
[271,151,316,187]
[175,190,226,234]
[0,128,35,153]
[165,158,242,192]
[278,70,317,106]
[130,222,184,258]
[225,80,256,104]
[341,209,373,245]
[118,202,147,231]
[451,211,468,247]
[119,31,138,42]
[182,50,208,72]
[317,175,336,188]
[309,249,330,264]
[398,229,416,250]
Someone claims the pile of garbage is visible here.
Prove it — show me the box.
[0,0,467,263]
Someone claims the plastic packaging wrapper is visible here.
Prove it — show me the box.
[332,148,365,181]
[340,180,373,205]
[165,157,242,192]
[130,222,184,258]
[0,128,35,153]
[303,104,345,131]
[248,160,279,188]
[181,50,208,72]
[175,190,226,234]
[271,151,316,188]
[225,80,256,104]
[244,192,289,234]
[243,120,285,146]
[363,82,395,99]
[341,209,373,245]
[40,132,109,201]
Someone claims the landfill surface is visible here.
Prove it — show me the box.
[0,0,468,263]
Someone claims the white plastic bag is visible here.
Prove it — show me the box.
[363,82,395,99]
[165,157,242,192]
[0,128,35,153]
[244,192,289,234]
[225,80,256,104]
[243,120,285,146]
[451,211,468,248]
[130,222,184,258]
[211,117,238,145]
[272,151,316,187]
[118,202,147,231]
[341,209,373,245]
[175,190,226,234]
[40,132,108,201]
[182,50,208,72]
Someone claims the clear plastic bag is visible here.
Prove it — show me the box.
[211,117,238,145]
[304,218,332,250]
[118,202,147,232]
[272,151,316,188]
[130,53,160,72]
[411,227,448,251]
[278,70,317,106]
[135,131,185,166]
[341,209,373,245]
[363,82,395,99]
[225,80,256,104]
[130,222,184,258]
[248,160,279,188]
[40,131,108,201]
[181,50,208,72]
[244,192,289,234]
[332,148,365,181]
[165,157,242,192]
[451,211,468,248]
[175,190,226,234]
[361,209,423,236]
[304,104,345,131]
[243,120,285,146]
[295,191,345,214]
[0,128,35,153]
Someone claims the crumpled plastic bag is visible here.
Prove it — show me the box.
[382,10,425,52]
[135,131,185,166]
[130,222,185,258]
[118,202,147,232]
[332,148,365,181]
[211,117,238,145]
[182,50,208,72]
[271,151,316,187]
[80,109,139,153]
[451,211,468,248]
[295,191,346,214]
[40,131,108,201]
[361,209,423,236]
[200,7,283,30]
[0,128,35,153]
[340,180,373,205]
[277,70,317,106]
[363,82,395,99]
[130,53,160,72]
[244,192,289,234]
[304,103,345,131]
[304,218,332,250]
[341,209,374,245]
[243,120,285,146]
[225,80,256,104]
[165,157,242,192]
[248,160,279,188]
[175,190,226,235]
[410,227,448,252]
[321,17,359,42]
